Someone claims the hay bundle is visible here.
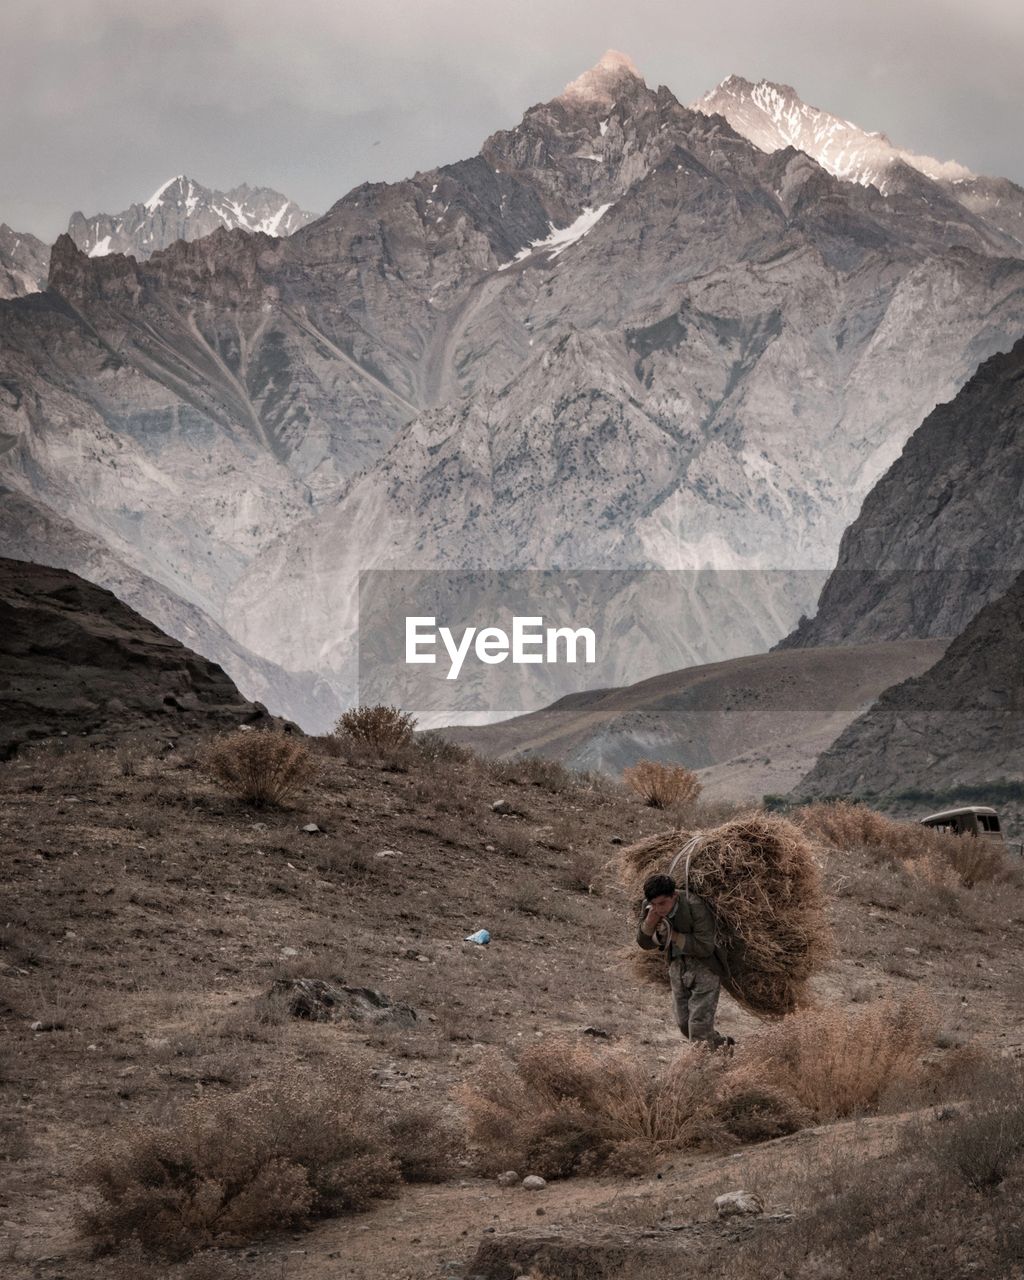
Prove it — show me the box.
[618,813,830,1018]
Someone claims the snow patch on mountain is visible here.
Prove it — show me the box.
[499,203,613,270]
[144,175,183,213]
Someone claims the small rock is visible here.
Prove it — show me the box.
[301,823,320,834]
[251,822,268,831]
[375,848,401,858]
[579,1025,610,1038]
[610,836,624,845]
[484,844,496,852]
[496,1170,519,1187]
[491,799,515,815]
[29,1020,64,1032]
[522,1175,547,1191]
[715,1191,764,1218]
[281,947,299,957]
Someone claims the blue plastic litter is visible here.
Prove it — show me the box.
[464,929,491,945]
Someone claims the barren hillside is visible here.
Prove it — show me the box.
[2,731,1022,1279]
[443,638,948,798]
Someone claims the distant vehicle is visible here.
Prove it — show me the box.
[920,805,1004,842]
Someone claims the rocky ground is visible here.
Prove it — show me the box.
[2,733,1023,1279]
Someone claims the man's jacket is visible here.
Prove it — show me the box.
[636,891,729,979]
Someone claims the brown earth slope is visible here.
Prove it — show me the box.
[443,639,949,799]
[0,557,277,758]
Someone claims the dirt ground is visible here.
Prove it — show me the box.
[2,738,1023,1279]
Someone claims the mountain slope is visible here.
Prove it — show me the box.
[693,76,1024,251]
[795,571,1024,803]
[3,52,1024,724]
[0,223,48,297]
[442,638,948,794]
[67,174,316,259]
[781,335,1024,650]
[0,557,278,758]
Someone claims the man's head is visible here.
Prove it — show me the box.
[642,873,677,913]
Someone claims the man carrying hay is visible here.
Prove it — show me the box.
[637,872,735,1049]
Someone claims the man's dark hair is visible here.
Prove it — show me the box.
[643,873,676,901]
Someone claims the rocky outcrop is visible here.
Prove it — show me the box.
[0,557,277,758]
[781,336,1024,650]
[794,571,1024,802]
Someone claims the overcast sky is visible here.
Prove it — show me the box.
[3,0,1022,240]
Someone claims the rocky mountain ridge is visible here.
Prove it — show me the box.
[781,335,1024,650]
[66,174,316,260]
[693,75,1024,250]
[3,52,1024,726]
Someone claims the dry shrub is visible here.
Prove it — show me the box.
[460,1034,721,1172]
[414,732,475,766]
[714,1072,811,1143]
[745,998,947,1120]
[618,814,830,1016]
[333,704,416,753]
[77,1070,398,1259]
[200,729,312,808]
[796,800,1014,888]
[459,1038,723,1178]
[902,852,960,891]
[622,760,701,810]
[386,1103,467,1182]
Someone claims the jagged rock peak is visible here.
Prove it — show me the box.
[559,50,644,108]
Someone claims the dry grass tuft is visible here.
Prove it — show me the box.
[618,813,831,1016]
[200,729,312,808]
[333,704,417,753]
[77,1070,400,1259]
[622,759,701,810]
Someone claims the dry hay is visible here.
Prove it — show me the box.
[617,812,831,1018]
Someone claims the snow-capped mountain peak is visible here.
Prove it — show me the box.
[693,75,972,192]
[68,176,317,260]
[144,174,189,213]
